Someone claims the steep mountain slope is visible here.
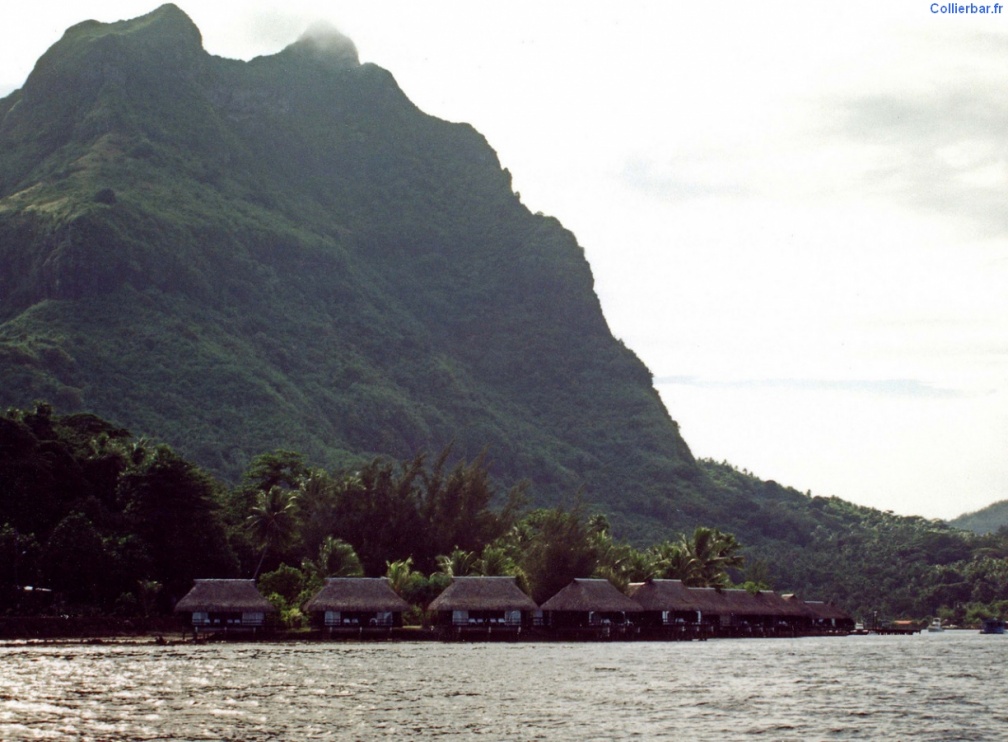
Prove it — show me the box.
[0,5,699,540]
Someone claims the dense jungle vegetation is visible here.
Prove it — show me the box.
[2,405,1005,626]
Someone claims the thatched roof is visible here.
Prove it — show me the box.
[304,578,410,613]
[627,579,702,611]
[539,579,642,613]
[174,579,276,613]
[686,588,811,617]
[427,576,538,612]
[800,600,852,621]
[746,590,813,618]
[660,586,729,614]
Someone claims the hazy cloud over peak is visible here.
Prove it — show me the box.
[291,20,359,66]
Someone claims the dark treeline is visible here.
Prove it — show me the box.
[0,404,746,622]
[3,404,1007,627]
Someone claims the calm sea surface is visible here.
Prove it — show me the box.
[1,632,1004,740]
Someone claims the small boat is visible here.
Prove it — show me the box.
[851,621,869,635]
[980,618,1005,635]
[926,618,944,633]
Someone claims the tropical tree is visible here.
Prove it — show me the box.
[584,513,653,589]
[39,512,110,605]
[436,547,477,577]
[475,545,519,577]
[679,526,745,587]
[649,540,694,582]
[476,544,530,594]
[593,541,653,590]
[294,469,340,558]
[385,557,416,597]
[119,444,237,598]
[331,458,425,575]
[510,506,599,603]
[418,448,523,569]
[228,450,307,533]
[305,536,364,579]
[246,486,298,578]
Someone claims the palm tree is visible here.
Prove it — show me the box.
[306,536,364,579]
[679,527,744,587]
[436,547,477,577]
[475,544,532,595]
[294,470,338,555]
[649,540,695,582]
[246,485,298,578]
[385,557,415,597]
[475,545,516,576]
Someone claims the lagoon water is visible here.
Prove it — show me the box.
[1,632,1005,740]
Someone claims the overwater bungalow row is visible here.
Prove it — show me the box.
[174,577,854,640]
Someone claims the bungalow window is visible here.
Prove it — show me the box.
[243,612,265,627]
[374,611,393,627]
[192,611,209,626]
[325,611,341,626]
[505,610,521,626]
[452,610,468,626]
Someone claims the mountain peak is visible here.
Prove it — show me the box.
[57,3,203,56]
[128,3,203,46]
[285,21,360,68]
[18,2,205,100]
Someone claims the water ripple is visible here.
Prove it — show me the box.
[0,633,1005,739]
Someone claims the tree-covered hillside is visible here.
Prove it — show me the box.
[0,4,696,542]
[696,460,1008,619]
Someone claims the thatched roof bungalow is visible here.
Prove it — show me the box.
[304,578,410,630]
[687,588,812,635]
[174,579,276,633]
[627,579,704,633]
[539,578,642,632]
[427,576,538,630]
[794,598,854,632]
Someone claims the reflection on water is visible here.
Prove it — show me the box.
[1,633,1005,740]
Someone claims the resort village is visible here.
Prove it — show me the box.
[175,576,854,642]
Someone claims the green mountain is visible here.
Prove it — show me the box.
[0,4,698,541]
[4,6,1002,621]
[950,501,1008,535]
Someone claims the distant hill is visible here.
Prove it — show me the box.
[949,501,1008,535]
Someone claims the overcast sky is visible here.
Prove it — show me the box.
[3,1,1006,520]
